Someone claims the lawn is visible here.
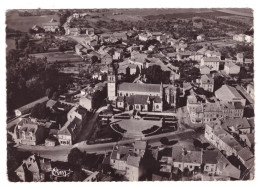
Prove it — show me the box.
[6,11,60,32]
[110,116,162,136]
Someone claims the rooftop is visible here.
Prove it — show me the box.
[118,82,161,93]
[215,85,244,101]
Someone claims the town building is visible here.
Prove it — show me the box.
[246,83,254,99]
[57,106,88,145]
[215,85,246,107]
[42,18,60,32]
[200,66,211,75]
[200,74,214,92]
[109,141,147,181]
[197,34,205,41]
[236,53,244,64]
[15,118,46,146]
[15,154,52,182]
[224,63,240,75]
[200,57,220,71]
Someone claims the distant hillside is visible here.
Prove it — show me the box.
[217,8,253,18]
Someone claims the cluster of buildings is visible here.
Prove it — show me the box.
[205,119,254,179]
[108,141,147,181]
[107,65,180,112]
[233,34,253,44]
[157,146,241,180]
[187,84,245,124]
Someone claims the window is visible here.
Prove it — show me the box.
[126,93,128,96]
[120,93,122,96]
[156,105,159,109]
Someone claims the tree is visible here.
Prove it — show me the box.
[67,148,85,167]
[30,103,49,119]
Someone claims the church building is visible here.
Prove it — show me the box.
[107,65,179,112]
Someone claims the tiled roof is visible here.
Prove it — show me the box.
[118,83,161,93]
[182,151,202,164]
[201,74,214,84]
[126,155,141,168]
[216,152,241,179]
[202,57,221,62]
[215,85,244,101]
[202,151,218,164]
[237,147,254,165]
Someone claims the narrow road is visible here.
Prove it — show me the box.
[16,129,194,162]
[76,106,107,142]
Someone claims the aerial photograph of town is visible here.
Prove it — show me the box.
[5,7,254,182]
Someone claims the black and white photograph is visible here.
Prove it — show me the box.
[2,0,258,185]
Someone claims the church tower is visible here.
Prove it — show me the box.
[107,64,117,101]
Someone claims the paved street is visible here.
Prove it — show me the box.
[16,128,194,161]
[76,106,107,142]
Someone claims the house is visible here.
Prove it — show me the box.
[189,53,204,62]
[197,34,205,41]
[221,118,252,135]
[200,57,220,71]
[15,154,52,182]
[205,120,243,157]
[113,49,124,60]
[42,18,60,32]
[101,53,113,65]
[167,38,177,46]
[200,74,214,92]
[244,58,253,64]
[148,45,156,52]
[79,95,93,111]
[245,35,253,43]
[15,119,46,146]
[14,96,49,117]
[215,85,246,107]
[128,64,138,75]
[176,51,192,61]
[237,147,254,171]
[202,150,218,175]
[200,65,211,75]
[215,151,241,180]
[66,27,81,36]
[109,142,146,181]
[172,147,202,172]
[239,133,254,148]
[45,136,58,146]
[224,63,240,75]
[57,106,88,145]
[236,53,244,64]
[233,34,246,42]
[220,102,244,120]
[246,83,254,99]
[86,27,95,35]
[138,33,149,41]
[187,94,204,123]
[205,50,221,59]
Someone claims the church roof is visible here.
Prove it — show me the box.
[118,83,161,93]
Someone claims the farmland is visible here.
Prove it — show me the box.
[6,11,60,32]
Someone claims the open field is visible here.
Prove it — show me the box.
[217,8,253,18]
[6,11,60,32]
